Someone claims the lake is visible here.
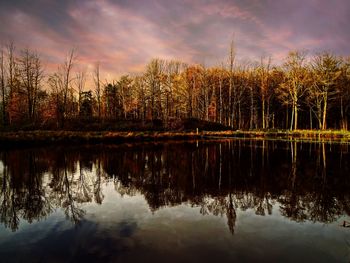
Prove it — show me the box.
[0,139,349,262]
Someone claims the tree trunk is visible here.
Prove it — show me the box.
[340,95,346,130]
[250,87,254,129]
[322,93,327,130]
[229,40,235,128]
[290,105,294,131]
[219,76,222,124]
[286,106,289,130]
[238,101,241,129]
[266,101,270,129]
[262,95,265,129]
[294,104,298,130]
[0,50,5,125]
[317,102,322,129]
[309,107,313,129]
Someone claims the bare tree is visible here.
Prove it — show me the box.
[163,60,186,124]
[48,49,75,127]
[257,56,272,129]
[7,43,16,102]
[18,48,44,121]
[118,75,133,119]
[228,39,235,128]
[94,62,101,119]
[338,58,350,130]
[183,65,205,119]
[62,49,75,124]
[277,51,308,130]
[219,66,224,124]
[75,69,86,116]
[0,47,5,125]
[6,42,17,125]
[248,65,258,129]
[144,59,165,120]
[311,52,342,130]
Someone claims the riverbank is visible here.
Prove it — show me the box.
[1,130,350,147]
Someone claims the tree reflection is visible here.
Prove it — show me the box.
[0,140,349,233]
[0,156,20,231]
[0,151,53,231]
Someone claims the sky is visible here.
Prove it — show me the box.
[0,0,350,80]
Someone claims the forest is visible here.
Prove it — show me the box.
[1,41,350,131]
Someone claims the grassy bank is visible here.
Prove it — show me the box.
[205,129,350,143]
[1,129,350,147]
[0,131,204,147]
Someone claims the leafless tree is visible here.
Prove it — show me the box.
[0,47,5,125]
[18,48,44,121]
[94,62,101,119]
[277,51,308,130]
[75,68,86,116]
[228,39,236,128]
[48,49,76,127]
[310,52,342,129]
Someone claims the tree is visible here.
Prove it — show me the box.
[75,69,86,116]
[144,59,165,120]
[205,67,223,123]
[228,39,235,128]
[80,91,93,118]
[117,75,133,119]
[18,48,44,121]
[257,57,273,129]
[0,47,5,125]
[6,42,18,125]
[183,65,205,119]
[134,76,147,122]
[162,60,186,125]
[234,66,251,129]
[311,52,341,130]
[247,65,259,129]
[48,49,75,127]
[338,58,350,129]
[94,62,101,119]
[277,51,308,130]
[103,82,119,119]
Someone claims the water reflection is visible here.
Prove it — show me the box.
[0,140,349,234]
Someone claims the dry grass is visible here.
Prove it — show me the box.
[1,129,350,146]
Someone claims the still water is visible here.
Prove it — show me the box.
[0,139,349,262]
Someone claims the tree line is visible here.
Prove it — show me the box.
[1,41,350,130]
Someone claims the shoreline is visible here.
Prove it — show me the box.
[1,130,350,147]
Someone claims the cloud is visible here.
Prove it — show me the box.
[0,0,349,81]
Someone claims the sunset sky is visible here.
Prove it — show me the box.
[1,0,349,80]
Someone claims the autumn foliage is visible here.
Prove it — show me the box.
[1,43,350,131]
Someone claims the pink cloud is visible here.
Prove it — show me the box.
[0,0,349,83]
